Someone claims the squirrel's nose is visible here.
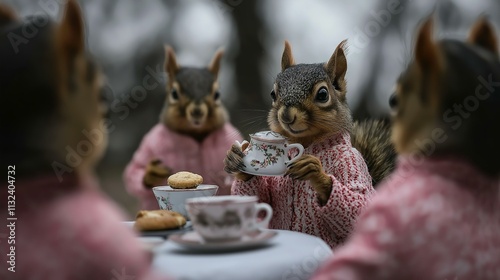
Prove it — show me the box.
[280,112,295,124]
[191,108,203,118]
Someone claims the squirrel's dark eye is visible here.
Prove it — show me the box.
[315,87,329,103]
[270,89,276,102]
[214,91,220,101]
[389,93,397,109]
[171,89,179,100]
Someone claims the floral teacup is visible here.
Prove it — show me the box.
[236,131,304,176]
[185,195,273,242]
[152,185,218,219]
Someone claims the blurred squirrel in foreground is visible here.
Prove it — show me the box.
[224,40,394,248]
[313,17,500,279]
[124,47,243,210]
[0,1,168,279]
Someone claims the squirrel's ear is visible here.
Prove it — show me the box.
[414,17,440,70]
[209,48,224,80]
[281,40,295,71]
[325,39,348,87]
[0,4,17,27]
[468,16,498,55]
[57,0,85,56]
[164,45,179,83]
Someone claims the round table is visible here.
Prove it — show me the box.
[152,230,333,280]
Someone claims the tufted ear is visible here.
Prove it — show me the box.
[412,16,443,108]
[164,45,179,84]
[0,4,17,27]
[414,17,441,70]
[208,48,224,80]
[468,16,498,55]
[58,0,85,56]
[325,39,348,91]
[281,40,295,71]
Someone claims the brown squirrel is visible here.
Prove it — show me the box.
[0,0,107,179]
[223,40,392,248]
[391,17,500,177]
[0,3,173,279]
[225,40,395,200]
[124,47,243,209]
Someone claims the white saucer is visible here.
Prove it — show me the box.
[238,168,285,177]
[138,236,165,251]
[169,230,277,252]
[122,221,192,237]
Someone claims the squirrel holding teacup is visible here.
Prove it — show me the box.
[224,40,395,248]
[124,47,243,210]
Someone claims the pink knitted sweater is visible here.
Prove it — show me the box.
[232,131,375,248]
[0,174,168,280]
[124,123,243,210]
[312,156,500,280]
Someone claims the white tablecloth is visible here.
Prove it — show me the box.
[152,230,333,280]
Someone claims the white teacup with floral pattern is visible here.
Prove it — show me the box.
[185,195,273,242]
[152,185,218,219]
[236,131,304,176]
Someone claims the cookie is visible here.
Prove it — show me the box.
[134,210,186,231]
[167,171,203,189]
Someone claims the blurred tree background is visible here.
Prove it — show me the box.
[3,0,500,216]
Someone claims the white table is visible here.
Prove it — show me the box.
[152,230,333,280]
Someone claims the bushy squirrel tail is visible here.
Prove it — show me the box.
[351,119,396,186]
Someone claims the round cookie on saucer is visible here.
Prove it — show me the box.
[167,171,203,189]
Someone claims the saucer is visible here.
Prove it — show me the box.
[238,168,285,177]
[169,230,277,252]
[123,221,193,238]
[137,236,165,251]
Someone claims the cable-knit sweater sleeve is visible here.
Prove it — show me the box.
[314,145,375,241]
[231,176,272,205]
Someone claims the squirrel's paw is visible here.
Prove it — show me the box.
[143,159,172,188]
[285,155,332,204]
[285,155,324,181]
[224,143,253,181]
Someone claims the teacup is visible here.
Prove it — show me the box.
[236,131,304,176]
[152,185,219,219]
[185,195,273,242]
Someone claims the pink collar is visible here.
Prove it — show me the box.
[306,131,351,152]
[396,155,499,189]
